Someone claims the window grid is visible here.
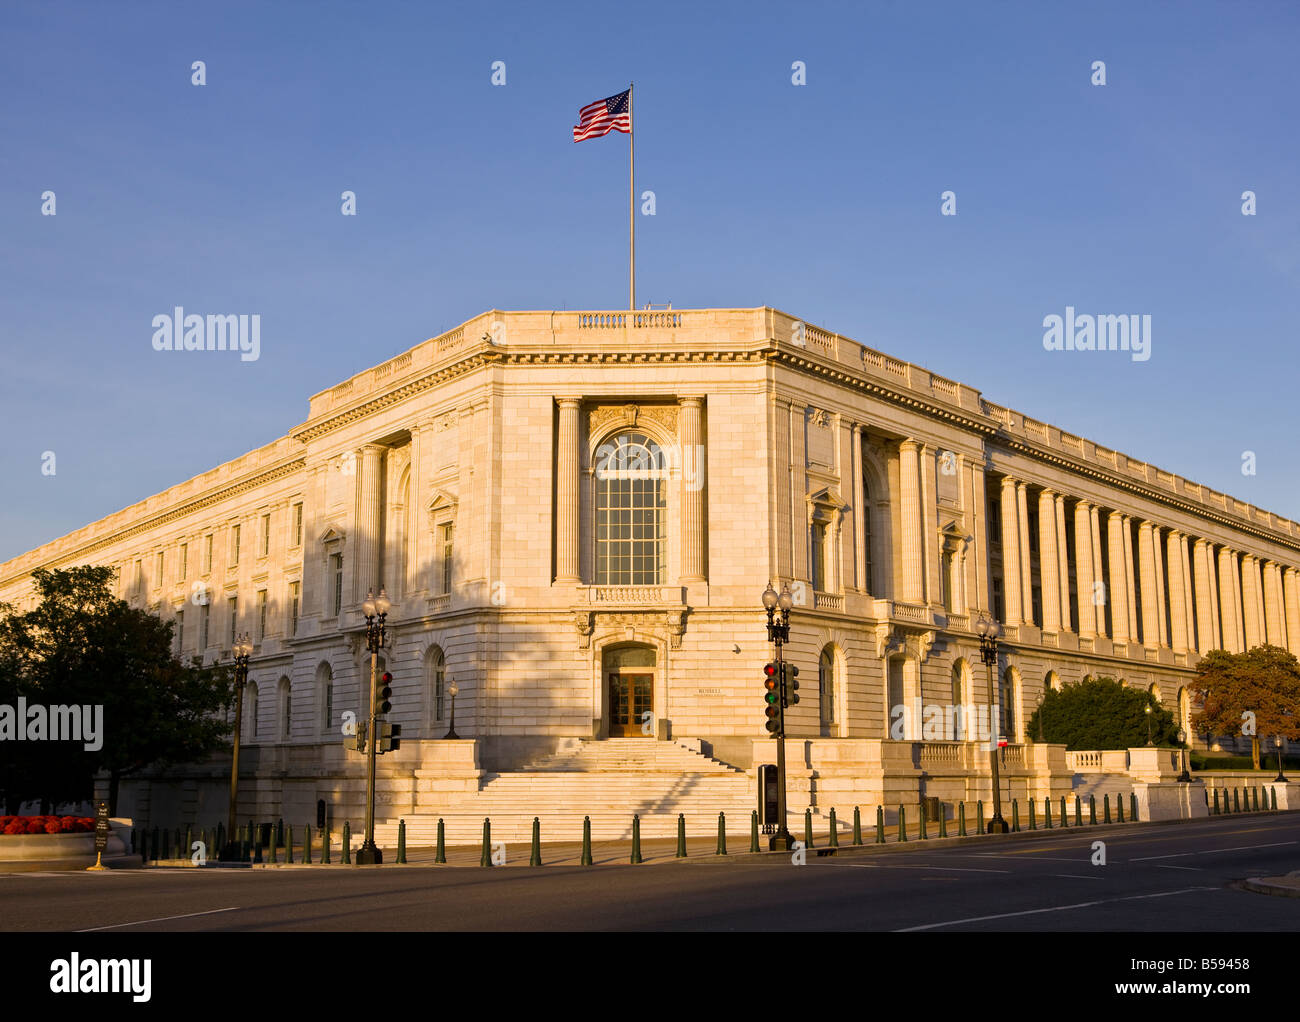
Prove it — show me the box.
[595,433,667,586]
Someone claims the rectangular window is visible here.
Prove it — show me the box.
[257,589,268,641]
[134,559,143,595]
[201,603,210,649]
[441,523,454,594]
[810,524,825,591]
[261,513,271,557]
[332,554,343,616]
[293,503,303,547]
[175,609,184,655]
[231,524,241,566]
[228,596,238,647]
[289,581,300,636]
[180,543,188,581]
[990,499,1002,546]
[156,551,164,587]
[204,534,213,574]
[992,578,1005,624]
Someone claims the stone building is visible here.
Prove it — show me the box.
[2,307,1297,840]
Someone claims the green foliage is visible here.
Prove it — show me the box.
[0,567,234,813]
[1192,645,1300,743]
[1026,675,1179,750]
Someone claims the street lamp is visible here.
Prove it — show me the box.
[1274,735,1288,783]
[444,677,460,740]
[1145,703,1154,747]
[357,587,390,865]
[1176,727,1192,783]
[762,582,796,851]
[976,615,1010,834]
[221,633,253,861]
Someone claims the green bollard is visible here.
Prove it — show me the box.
[828,808,838,848]
[1061,796,1068,828]
[750,810,760,854]
[286,825,294,864]
[1117,796,1125,823]
[269,825,277,864]
[1212,788,1220,815]
[396,820,406,864]
[1074,796,1082,827]
[1103,794,1112,823]
[977,800,985,835]
[1089,795,1097,824]
[939,805,947,838]
[321,823,330,864]
[1013,799,1021,832]
[1233,788,1240,813]
[1271,787,1279,811]
[581,816,593,866]
[1131,792,1138,821]
[435,819,446,864]
[246,818,254,862]
[676,813,687,858]
[480,818,492,867]
[276,818,284,848]
[716,812,728,856]
[804,808,814,849]
[342,821,351,864]
[303,824,312,864]
[631,815,643,865]
[852,806,862,846]
[958,802,967,837]
[1028,799,1036,830]
[532,817,543,866]
[1252,787,1260,812]
[1044,797,1052,829]
[875,805,885,844]
[918,804,928,840]
[898,805,907,842]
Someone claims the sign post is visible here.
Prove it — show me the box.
[86,801,109,872]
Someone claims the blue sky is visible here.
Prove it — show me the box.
[2,0,1297,562]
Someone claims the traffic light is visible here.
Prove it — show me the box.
[376,671,393,715]
[783,663,800,707]
[763,663,781,734]
[344,720,368,753]
[377,721,402,753]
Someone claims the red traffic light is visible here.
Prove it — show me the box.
[764,663,778,678]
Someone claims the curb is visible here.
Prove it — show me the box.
[1237,876,1300,898]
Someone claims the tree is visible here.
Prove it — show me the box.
[0,566,234,814]
[1192,645,1300,770]
[1026,676,1178,751]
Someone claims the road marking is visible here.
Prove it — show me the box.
[971,854,1087,862]
[896,887,1217,931]
[824,862,1010,873]
[1130,840,1297,862]
[1155,864,1202,871]
[75,907,239,931]
[1052,873,1105,880]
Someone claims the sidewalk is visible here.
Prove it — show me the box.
[1239,871,1300,898]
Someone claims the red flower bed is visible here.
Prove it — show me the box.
[0,815,95,835]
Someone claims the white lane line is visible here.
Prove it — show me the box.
[970,854,1090,863]
[824,863,1011,873]
[1130,840,1297,863]
[1155,864,1203,871]
[896,887,1217,932]
[75,907,239,931]
[1052,874,1105,880]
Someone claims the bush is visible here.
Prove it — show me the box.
[0,815,95,835]
[1027,676,1180,750]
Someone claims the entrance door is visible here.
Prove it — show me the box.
[608,671,654,737]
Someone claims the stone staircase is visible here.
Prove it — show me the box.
[375,739,757,845]
[1070,772,1134,807]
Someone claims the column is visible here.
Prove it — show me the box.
[1122,515,1139,640]
[1039,489,1061,632]
[1016,482,1033,624]
[1218,547,1241,652]
[1074,500,1096,637]
[1151,526,1168,646]
[1264,560,1285,647]
[1180,534,1196,654]
[1193,540,1217,654]
[851,424,866,591]
[1055,494,1072,631]
[1089,504,1106,637]
[1106,511,1130,643]
[998,474,1022,624]
[679,396,706,582]
[407,422,430,596]
[900,441,925,604]
[1232,551,1246,650]
[355,444,384,601]
[1166,530,1190,651]
[1242,555,1264,649]
[1138,521,1160,647]
[555,398,582,583]
[1284,567,1300,657]
[1206,541,1221,651]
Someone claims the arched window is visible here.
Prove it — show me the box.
[317,662,334,735]
[594,430,668,585]
[1046,670,1062,692]
[246,681,259,740]
[278,675,292,741]
[818,646,835,735]
[426,646,446,725]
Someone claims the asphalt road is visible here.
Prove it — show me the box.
[4,814,1298,932]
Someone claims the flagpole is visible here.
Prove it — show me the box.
[629,81,635,311]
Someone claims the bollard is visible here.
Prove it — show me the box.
[750,810,759,854]
[1233,788,1240,813]
[938,806,947,838]
[875,805,885,844]
[1013,799,1021,832]
[852,806,862,846]
[1271,787,1279,811]
[631,815,643,865]
[480,818,492,867]
[321,823,330,864]
[269,825,277,864]
[1131,792,1138,821]
[532,817,543,866]
[716,812,728,856]
[581,816,593,866]
[1212,788,1220,815]
[276,818,284,848]
[303,824,312,864]
[286,825,294,864]
[139,829,148,863]
[898,805,907,842]
[1252,787,1260,812]
[397,820,406,864]
[804,808,814,849]
[1043,797,1052,829]
[977,800,985,835]
[435,818,446,864]
[246,818,254,862]
[1117,796,1125,824]
[1061,796,1068,828]
[676,813,687,858]
[151,827,159,862]
[342,821,351,865]
[1103,794,1112,823]
[185,825,193,861]
[1089,795,1096,825]
[1075,796,1082,827]
[958,802,967,837]
[828,808,838,848]
[1028,799,1036,830]
[918,804,928,840]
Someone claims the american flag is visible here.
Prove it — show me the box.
[572,89,630,142]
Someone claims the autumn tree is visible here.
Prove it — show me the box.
[1192,645,1300,769]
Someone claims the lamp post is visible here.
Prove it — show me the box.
[1176,727,1192,783]
[357,587,390,865]
[763,583,796,851]
[222,633,253,860]
[1145,704,1154,747]
[976,615,1010,834]
[1275,735,1288,783]
[444,677,460,740]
